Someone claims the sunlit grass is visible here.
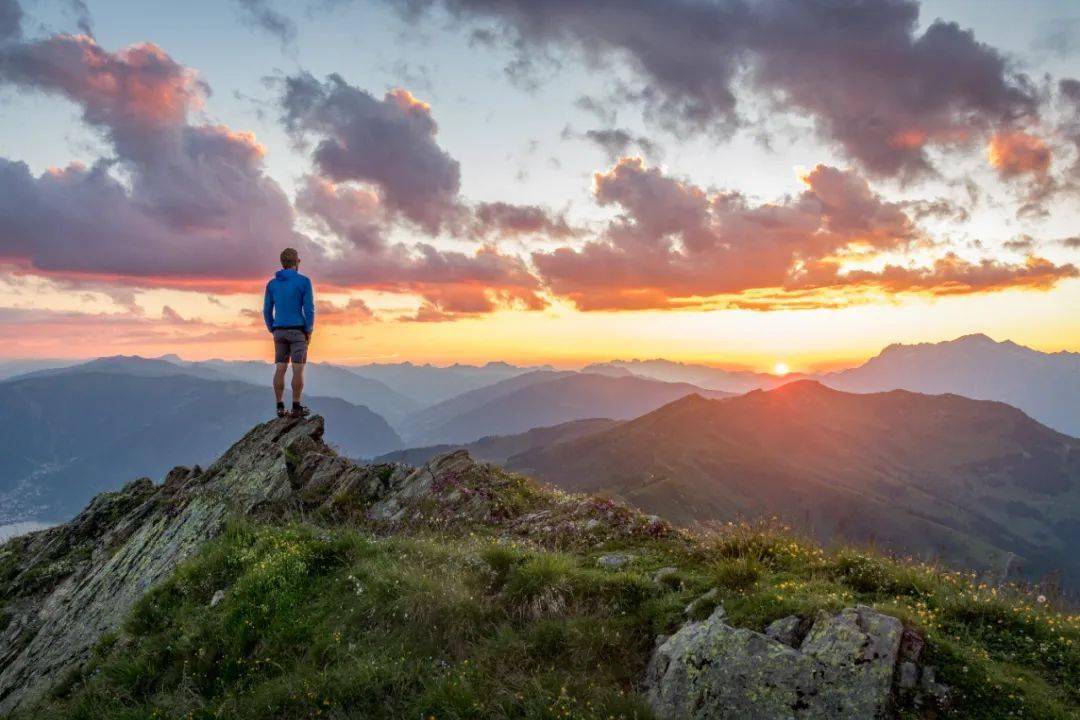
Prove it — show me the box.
[31,515,1080,720]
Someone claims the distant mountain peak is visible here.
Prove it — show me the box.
[767,379,834,395]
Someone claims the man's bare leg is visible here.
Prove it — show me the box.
[273,363,288,403]
[291,363,305,406]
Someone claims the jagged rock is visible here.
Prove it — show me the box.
[0,415,676,714]
[0,417,331,714]
[0,417,496,714]
[764,614,808,647]
[209,589,226,608]
[646,604,904,719]
[597,552,635,569]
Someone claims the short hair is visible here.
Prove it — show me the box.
[280,248,299,268]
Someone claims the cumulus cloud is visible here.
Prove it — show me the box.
[530,157,1076,310]
[391,0,1038,177]
[470,201,577,239]
[288,172,544,318]
[987,131,1051,178]
[282,73,464,233]
[0,31,302,289]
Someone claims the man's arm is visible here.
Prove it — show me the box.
[303,278,315,336]
[262,282,275,332]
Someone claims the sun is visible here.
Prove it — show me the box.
[773,362,790,376]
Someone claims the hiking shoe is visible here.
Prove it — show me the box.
[289,405,310,419]
[276,406,287,419]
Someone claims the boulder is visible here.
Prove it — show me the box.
[764,614,808,647]
[646,605,904,719]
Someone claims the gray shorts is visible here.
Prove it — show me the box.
[273,328,308,364]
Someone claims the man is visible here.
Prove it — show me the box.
[263,247,315,418]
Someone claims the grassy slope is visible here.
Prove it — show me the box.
[21,464,1080,720]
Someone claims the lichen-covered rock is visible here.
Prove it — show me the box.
[646,604,905,719]
[764,614,808,647]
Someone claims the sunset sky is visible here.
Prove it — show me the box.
[0,0,1078,371]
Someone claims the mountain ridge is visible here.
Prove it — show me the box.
[510,381,1080,584]
[1,415,1076,719]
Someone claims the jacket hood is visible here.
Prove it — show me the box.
[274,268,298,281]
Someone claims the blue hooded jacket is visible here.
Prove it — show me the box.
[263,268,315,334]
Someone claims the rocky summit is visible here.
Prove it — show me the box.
[0,417,1076,719]
[0,416,667,714]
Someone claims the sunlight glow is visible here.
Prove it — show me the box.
[774,362,790,376]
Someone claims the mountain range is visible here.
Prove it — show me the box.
[510,381,1080,583]
[399,371,732,445]
[604,334,1080,436]
[0,370,401,522]
[375,417,621,466]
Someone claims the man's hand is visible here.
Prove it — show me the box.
[305,330,312,342]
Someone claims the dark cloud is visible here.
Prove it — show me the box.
[1063,236,1080,249]
[233,0,297,48]
[0,0,20,40]
[1003,235,1036,252]
[471,201,577,239]
[530,157,1076,310]
[284,72,577,249]
[281,72,463,233]
[0,32,302,288]
[903,197,970,224]
[392,0,1039,177]
[582,128,660,162]
[292,174,546,318]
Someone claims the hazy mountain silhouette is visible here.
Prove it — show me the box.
[597,359,801,393]
[511,381,1080,583]
[407,373,732,446]
[189,359,420,426]
[14,356,420,429]
[820,334,1080,437]
[374,417,621,466]
[401,370,577,443]
[344,361,555,405]
[603,335,1080,437]
[0,371,402,522]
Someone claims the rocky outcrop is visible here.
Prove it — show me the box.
[0,416,673,714]
[0,416,421,713]
[646,605,916,719]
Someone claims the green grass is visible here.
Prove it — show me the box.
[28,516,1080,720]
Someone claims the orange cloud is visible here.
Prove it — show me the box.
[532,158,1077,312]
[987,131,1051,177]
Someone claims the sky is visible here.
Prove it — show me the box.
[0,0,1077,372]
